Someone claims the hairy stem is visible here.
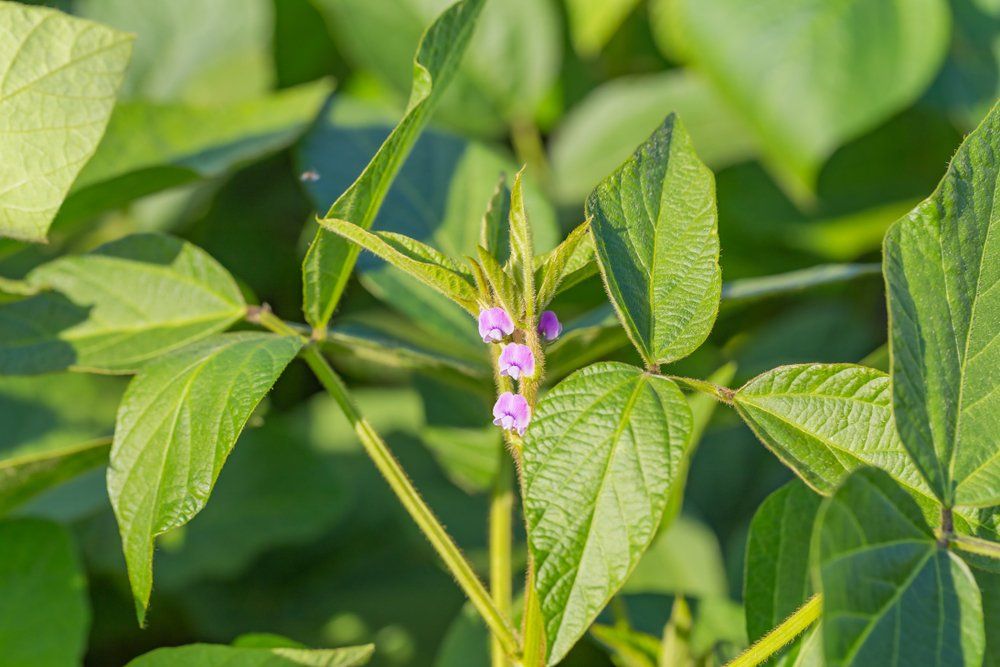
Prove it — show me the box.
[726,595,822,667]
[666,374,736,405]
[490,453,515,667]
[251,307,520,658]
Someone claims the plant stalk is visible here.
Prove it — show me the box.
[490,453,515,667]
[250,307,521,658]
[725,594,822,667]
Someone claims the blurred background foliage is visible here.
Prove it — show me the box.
[1,0,996,664]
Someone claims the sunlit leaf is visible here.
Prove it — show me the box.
[125,643,374,667]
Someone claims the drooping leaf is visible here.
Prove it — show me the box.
[551,71,755,203]
[0,234,245,374]
[744,480,822,666]
[564,0,642,56]
[0,2,132,242]
[125,643,374,667]
[670,0,951,201]
[58,81,332,226]
[816,468,985,667]
[77,0,273,104]
[313,0,560,136]
[318,219,480,314]
[0,519,89,666]
[587,114,720,367]
[302,0,485,332]
[523,362,692,664]
[884,102,1000,507]
[107,332,303,623]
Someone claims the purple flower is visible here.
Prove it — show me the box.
[537,310,562,341]
[493,392,531,435]
[478,307,515,343]
[498,343,535,380]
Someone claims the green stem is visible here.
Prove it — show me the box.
[490,454,515,667]
[521,563,546,667]
[666,375,735,405]
[251,307,520,658]
[726,595,822,667]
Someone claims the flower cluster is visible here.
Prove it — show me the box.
[479,307,561,436]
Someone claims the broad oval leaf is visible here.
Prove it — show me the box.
[523,362,692,664]
[108,332,303,622]
[734,364,928,497]
[816,468,985,667]
[0,2,133,242]
[671,0,951,200]
[0,519,89,666]
[744,480,822,666]
[0,233,246,374]
[587,114,720,367]
[125,643,374,667]
[885,102,1000,507]
[302,0,485,332]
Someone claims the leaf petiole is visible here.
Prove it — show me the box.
[725,594,822,667]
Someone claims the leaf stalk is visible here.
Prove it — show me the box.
[725,594,822,667]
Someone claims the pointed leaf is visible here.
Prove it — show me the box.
[509,169,536,322]
[0,2,133,242]
[302,0,485,331]
[816,468,985,667]
[0,519,89,666]
[125,643,374,667]
[535,218,591,311]
[885,102,1000,507]
[480,177,511,264]
[523,362,692,664]
[587,114,720,367]
[319,219,479,314]
[476,246,522,318]
[0,234,246,375]
[744,480,822,666]
[108,332,303,623]
[671,0,951,201]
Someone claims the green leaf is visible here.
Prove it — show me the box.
[587,114,721,367]
[480,178,511,263]
[0,519,89,666]
[58,81,332,227]
[978,569,1000,667]
[476,246,522,319]
[564,0,641,56]
[77,0,273,104]
[523,362,692,664]
[660,596,693,667]
[0,437,109,516]
[302,0,485,332]
[0,234,246,374]
[623,515,727,598]
[535,218,591,311]
[125,644,374,667]
[551,71,755,203]
[744,480,822,666]
[107,332,303,623]
[816,468,985,667]
[313,0,560,137]
[319,219,480,314]
[884,102,1000,507]
[0,2,132,242]
[508,169,536,322]
[671,0,950,201]
[734,364,929,497]
[590,623,659,667]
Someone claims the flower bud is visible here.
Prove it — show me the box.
[478,307,515,343]
[492,392,531,435]
[498,343,535,380]
[537,310,562,341]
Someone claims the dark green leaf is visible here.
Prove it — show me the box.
[816,468,985,666]
[0,519,89,666]
[0,234,245,374]
[125,644,374,667]
[108,332,303,622]
[588,114,720,367]
[302,0,485,331]
[885,102,1000,507]
[524,362,692,664]
[0,2,132,242]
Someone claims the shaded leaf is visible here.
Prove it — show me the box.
[884,102,1000,507]
[302,0,485,331]
[108,332,303,622]
[564,0,641,56]
[0,2,132,242]
[523,362,692,664]
[0,438,109,516]
[816,468,984,667]
[0,234,245,374]
[588,114,720,367]
[0,519,89,666]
